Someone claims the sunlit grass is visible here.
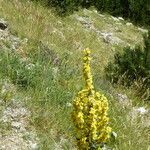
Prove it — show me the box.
[0,0,149,149]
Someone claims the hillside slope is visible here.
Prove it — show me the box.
[0,0,149,149]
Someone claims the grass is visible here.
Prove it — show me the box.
[0,0,149,149]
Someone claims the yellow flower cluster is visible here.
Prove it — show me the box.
[72,48,111,150]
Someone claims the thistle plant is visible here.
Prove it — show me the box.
[72,48,111,150]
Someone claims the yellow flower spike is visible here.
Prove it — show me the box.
[72,48,111,150]
[84,48,91,54]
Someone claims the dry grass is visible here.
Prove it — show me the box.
[0,0,149,149]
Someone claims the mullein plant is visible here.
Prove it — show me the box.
[72,48,111,150]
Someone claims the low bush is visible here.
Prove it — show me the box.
[105,32,150,100]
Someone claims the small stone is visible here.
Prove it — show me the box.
[94,10,98,13]
[138,27,148,33]
[117,93,128,101]
[116,93,132,108]
[126,22,133,26]
[101,32,123,44]
[11,121,22,129]
[20,127,27,133]
[99,14,105,17]
[116,22,122,25]
[118,17,124,21]
[111,16,119,21]
[101,32,113,43]
[75,15,92,28]
[135,107,148,115]
[66,102,72,107]
[30,143,38,150]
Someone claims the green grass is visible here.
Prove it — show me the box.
[0,0,149,149]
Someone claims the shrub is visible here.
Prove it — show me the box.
[105,32,150,100]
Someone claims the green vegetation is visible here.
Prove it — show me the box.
[105,32,150,100]
[31,0,150,26]
[0,0,150,149]
[72,49,111,149]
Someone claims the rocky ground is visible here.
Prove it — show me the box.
[115,92,150,129]
[0,97,39,150]
[73,10,148,46]
[0,19,39,150]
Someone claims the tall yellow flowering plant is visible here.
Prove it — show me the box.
[72,48,111,150]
